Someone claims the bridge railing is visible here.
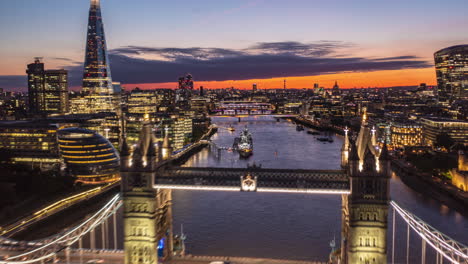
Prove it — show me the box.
[390,201,468,264]
[0,194,122,264]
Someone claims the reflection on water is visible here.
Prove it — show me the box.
[172,116,468,262]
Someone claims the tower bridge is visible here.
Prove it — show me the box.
[1,116,467,264]
[153,167,350,194]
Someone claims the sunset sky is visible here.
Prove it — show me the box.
[1,0,467,91]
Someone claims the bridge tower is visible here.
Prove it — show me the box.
[342,125,390,264]
[161,127,173,161]
[341,127,350,168]
[121,124,173,264]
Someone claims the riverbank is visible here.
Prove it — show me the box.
[391,159,468,216]
[171,126,218,166]
[290,116,345,136]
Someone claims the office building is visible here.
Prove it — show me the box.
[434,45,468,102]
[127,88,158,114]
[390,122,424,149]
[57,127,120,185]
[172,117,193,150]
[26,58,68,115]
[420,117,468,145]
[0,121,60,170]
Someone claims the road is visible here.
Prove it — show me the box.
[51,250,326,264]
[0,182,119,238]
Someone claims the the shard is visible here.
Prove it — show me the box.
[82,0,114,113]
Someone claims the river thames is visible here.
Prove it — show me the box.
[172,116,468,263]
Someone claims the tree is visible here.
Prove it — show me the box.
[435,133,455,150]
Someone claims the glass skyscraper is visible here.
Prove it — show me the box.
[82,0,115,113]
[434,45,468,102]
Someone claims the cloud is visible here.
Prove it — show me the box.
[0,76,27,90]
[0,41,432,89]
[53,57,75,62]
[104,41,431,84]
[246,41,353,57]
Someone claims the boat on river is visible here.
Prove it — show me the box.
[307,130,320,135]
[233,128,253,158]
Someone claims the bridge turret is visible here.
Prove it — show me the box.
[161,127,172,161]
[348,139,359,176]
[120,137,131,170]
[341,127,350,168]
[146,137,157,170]
[344,132,390,264]
[363,146,376,172]
[379,142,390,177]
[131,144,144,169]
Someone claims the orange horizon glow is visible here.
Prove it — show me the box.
[123,68,436,90]
[8,67,436,92]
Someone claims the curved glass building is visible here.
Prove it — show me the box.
[58,127,120,185]
[434,45,468,102]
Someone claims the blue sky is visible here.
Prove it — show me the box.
[0,0,467,89]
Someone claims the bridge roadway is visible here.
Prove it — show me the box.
[0,182,119,238]
[46,249,326,264]
[154,167,350,194]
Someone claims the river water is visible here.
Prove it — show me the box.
[171,116,468,263]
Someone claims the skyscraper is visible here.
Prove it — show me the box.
[45,69,69,113]
[82,0,114,113]
[27,58,45,114]
[27,58,68,115]
[434,45,468,102]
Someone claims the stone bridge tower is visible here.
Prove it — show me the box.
[121,124,173,264]
[341,121,391,264]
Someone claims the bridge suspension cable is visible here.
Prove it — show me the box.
[390,201,468,264]
[0,194,122,264]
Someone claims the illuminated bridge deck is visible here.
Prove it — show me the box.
[154,167,350,194]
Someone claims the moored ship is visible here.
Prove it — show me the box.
[233,128,253,158]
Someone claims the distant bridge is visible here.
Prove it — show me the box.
[209,114,297,118]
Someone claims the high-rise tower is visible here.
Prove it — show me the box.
[82,0,114,113]
[434,45,468,102]
[27,58,69,115]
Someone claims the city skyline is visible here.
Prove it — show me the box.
[1,0,468,90]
